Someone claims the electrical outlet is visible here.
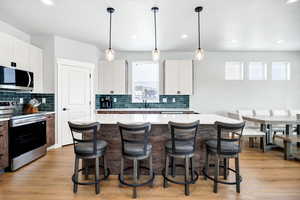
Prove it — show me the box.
[19,98,24,104]
[113,98,117,103]
[42,98,46,104]
[172,98,176,103]
[162,98,167,103]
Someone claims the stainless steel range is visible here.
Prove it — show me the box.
[0,101,47,171]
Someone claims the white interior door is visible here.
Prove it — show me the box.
[59,62,93,146]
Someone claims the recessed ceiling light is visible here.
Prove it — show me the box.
[276,40,285,44]
[40,0,54,6]
[181,34,188,39]
[286,0,299,4]
[131,35,137,39]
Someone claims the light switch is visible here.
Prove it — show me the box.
[113,98,117,103]
[172,98,176,103]
[162,98,167,103]
[19,98,23,104]
[42,98,46,104]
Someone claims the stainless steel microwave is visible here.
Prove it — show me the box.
[0,66,33,91]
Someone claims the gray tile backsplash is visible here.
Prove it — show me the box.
[0,91,55,112]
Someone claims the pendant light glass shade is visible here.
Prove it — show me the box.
[195,48,204,60]
[152,49,160,62]
[105,48,115,62]
[106,7,115,62]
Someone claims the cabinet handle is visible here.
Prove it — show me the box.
[110,91,114,94]
[0,134,3,137]
[0,154,3,158]
[177,91,181,94]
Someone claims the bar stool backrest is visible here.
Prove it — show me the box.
[214,121,245,155]
[168,120,200,155]
[117,122,151,157]
[68,122,100,155]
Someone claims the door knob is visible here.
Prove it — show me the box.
[62,108,69,111]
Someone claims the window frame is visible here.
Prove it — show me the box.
[271,61,291,81]
[131,61,160,103]
[247,61,268,81]
[225,61,244,80]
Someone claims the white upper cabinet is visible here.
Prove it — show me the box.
[29,45,43,93]
[99,60,127,94]
[164,60,193,95]
[0,32,14,66]
[13,38,30,70]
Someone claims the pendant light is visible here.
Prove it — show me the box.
[151,7,160,62]
[195,6,204,61]
[105,7,115,62]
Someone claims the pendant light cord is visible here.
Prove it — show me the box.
[109,12,112,50]
[198,11,201,49]
[154,10,157,50]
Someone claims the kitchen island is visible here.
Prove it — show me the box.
[73,114,240,175]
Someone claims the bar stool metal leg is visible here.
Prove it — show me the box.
[224,158,228,180]
[213,156,219,193]
[103,155,108,177]
[95,157,100,194]
[133,159,138,198]
[184,156,190,196]
[235,155,240,193]
[73,155,79,193]
[171,157,176,177]
[163,153,169,188]
[190,157,195,183]
[204,149,209,180]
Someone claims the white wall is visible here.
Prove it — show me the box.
[113,51,300,113]
[0,20,30,42]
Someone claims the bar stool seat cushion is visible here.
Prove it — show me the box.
[165,140,194,153]
[75,140,108,154]
[124,143,152,156]
[205,139,240,154]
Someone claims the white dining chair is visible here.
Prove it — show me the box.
[288,109,300,117]
[254,109,271,116]
[271,109,289,117]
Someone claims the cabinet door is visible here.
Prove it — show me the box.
[112,60,126,94]
[99,61,114,94]
[13,38,30,70]
[0,32,14,66]
[46,114,55,147]
[99,60,126,94]
[30,45,43,93]
[0,121,9,170]
[164,60,179,95]
[178,60,193,95]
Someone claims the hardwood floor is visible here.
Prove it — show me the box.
[1,146,300,200]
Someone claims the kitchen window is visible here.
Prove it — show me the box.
[248,62,267,80]
[132,61,159,103]
[271,62,291,80]
[225,61,244,80]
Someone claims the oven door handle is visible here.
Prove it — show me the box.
[10,118,47,127]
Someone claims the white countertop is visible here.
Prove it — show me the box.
[72,114,241,125]
[97,108,195,112]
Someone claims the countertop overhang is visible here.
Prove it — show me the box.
[73,114,241,125]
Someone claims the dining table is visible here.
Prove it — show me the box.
[242,115,300,159]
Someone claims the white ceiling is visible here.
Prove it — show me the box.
[0,0,299,51]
